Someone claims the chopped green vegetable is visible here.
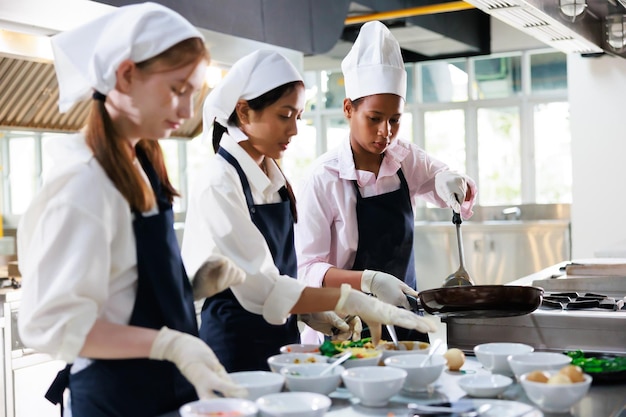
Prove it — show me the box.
[319,338,373,357]
[565,350,626,373]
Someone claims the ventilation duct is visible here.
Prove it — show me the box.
[463,0,603,55]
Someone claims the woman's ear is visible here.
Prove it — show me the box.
[115,59,136,94]
[235,100,251,125]
[343,98,353,119]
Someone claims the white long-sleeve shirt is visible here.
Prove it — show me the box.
[295,136,476,288]
[17,133,139,363]
[181,131,305,325]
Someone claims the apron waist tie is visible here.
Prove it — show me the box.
[45,364,71,417]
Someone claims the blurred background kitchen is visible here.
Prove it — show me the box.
[0,0,626,415]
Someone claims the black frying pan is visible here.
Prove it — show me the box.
[409,285,544,318]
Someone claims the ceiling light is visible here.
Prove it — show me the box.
[559,0,587,22]
[606,14,626,52]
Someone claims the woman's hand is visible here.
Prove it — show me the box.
[191,254,246,300]
[333,284,437,345]
[361,270,418,308]
[150,327,247,399]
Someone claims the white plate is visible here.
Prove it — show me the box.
[457,374,513,397]
[324,399,542,417]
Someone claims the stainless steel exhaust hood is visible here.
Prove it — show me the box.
[464,0,604,55]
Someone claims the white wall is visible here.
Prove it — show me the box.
[568,53,626,258]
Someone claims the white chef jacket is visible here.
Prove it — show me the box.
[295,136,476,288]
[181,130,305,325]
[17,133,139,364]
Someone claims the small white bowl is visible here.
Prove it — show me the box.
[256,392,331,417]
[507,352,573,380]
[229,370,285,400]
[376,340,430,360]
[279,343,321,354]
[335,349,383,369]
[266,353,328,373]
[180,398,258,417]
[384,353,446,392]
[281,363,344,395]
[474,342,534,375]
[457,374,513,397]
[520,371,592,413]
[342,365,407,407]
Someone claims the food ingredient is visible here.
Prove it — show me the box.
[559,365,585,383]
[292,356,318,364]
[319,338,376,359]
[443,348,465,371]
[379,341,429,351]
[547,373,572,385]
[526,370,549,383]
[565,350,626,373]
[526,365,585,384]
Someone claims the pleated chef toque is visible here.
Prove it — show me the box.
[203,50,303,143]
[51,2,203,113]
[341,21,407,101]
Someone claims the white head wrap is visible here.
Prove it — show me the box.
[51,2,203,113]
[341,21,407,101]
[203,50,303,143]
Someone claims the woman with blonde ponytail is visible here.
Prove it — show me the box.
[16,4,246,416]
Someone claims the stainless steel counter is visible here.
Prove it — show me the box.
[161,357,626,417]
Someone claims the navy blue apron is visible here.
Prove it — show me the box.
[351,167,428,343]
[46,146,198,417]
[199,147,299,372]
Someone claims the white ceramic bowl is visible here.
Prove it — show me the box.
[383,353,446,392]
[376,340,430,360]
[457,374,513,397]
[520,371,593,413]
[335,349,383,369]
[342,365,407,407]
[474,342,534,375]
[180,398,258,417]
[256,392,331,417]
[279,343,321,354]
[507,352,573,380]
[281,363,344,395]
[266,353,328,373]
[229,370,285,400]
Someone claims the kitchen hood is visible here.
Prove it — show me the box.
[463,0,626,58]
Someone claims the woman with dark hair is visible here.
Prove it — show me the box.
[17,3,245,416]
[182,50,437,372]
[296,21,477,345]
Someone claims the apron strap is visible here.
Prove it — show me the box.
[45,364,72,416]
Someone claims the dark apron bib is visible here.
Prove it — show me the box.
[352,168,428,343]
[46,147,198,417]
[199,147,299,372]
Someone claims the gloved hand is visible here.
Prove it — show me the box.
[150,327,247,399]
[334,284,437,345]
[191,254,246,300]
[435,171,468,214]
[298,312,362,341]
[361,270,418,309]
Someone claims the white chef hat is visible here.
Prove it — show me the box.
[203,50,303,143]
[341,21,407,101]
[51,2,203,113]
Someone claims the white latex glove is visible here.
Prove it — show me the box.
[191,254,246,300]
[334,284,437,345]
[150,327,247,399]
[361,270,418,309]
[298,312,361,341]
[435,171,468,214]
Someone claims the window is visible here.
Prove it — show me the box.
[0,50,570,222]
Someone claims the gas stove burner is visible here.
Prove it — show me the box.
[541,292,626,311]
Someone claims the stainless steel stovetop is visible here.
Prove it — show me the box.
[444,261,626,355]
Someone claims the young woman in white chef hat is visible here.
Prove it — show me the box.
[181,49,438,372]
[16,3,250,416]
[295,21,477,344]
